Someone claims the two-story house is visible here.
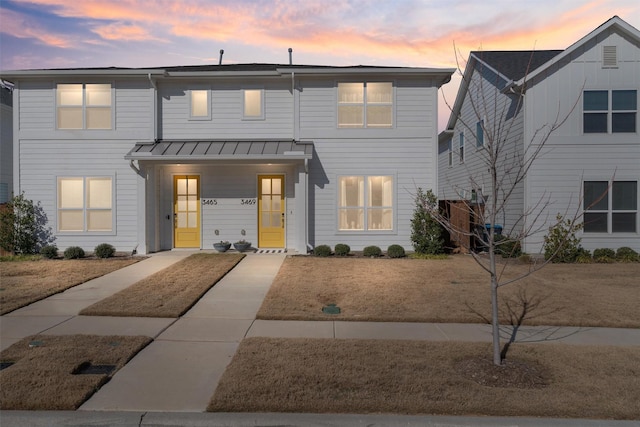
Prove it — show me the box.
[439,16,640,254]
[1,63,454,254]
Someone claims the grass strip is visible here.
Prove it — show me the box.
[0,258,140,315]
[209,337,640,419]
[0,334,152,410]
[257,256,640,327]
[80,253,244,318]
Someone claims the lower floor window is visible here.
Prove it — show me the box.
[583,180,637,233]
[58,177,113,232]
[338,175,393,231]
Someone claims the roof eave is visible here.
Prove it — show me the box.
[0,69,167,79]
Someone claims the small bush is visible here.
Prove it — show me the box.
[334,243,350,256]
[63,246,85,260]
[313,245,332,257]
[40,244,58,259]
[518,253,532,264]
[411,188,445,255]
[363,245,382,257]
[494,235,522,258]
[387,244,405,258]
[543,214,583,263]
[593,248,616,263]
[576,251,593,263]
[94,243,116,258]
[616,247,639,262]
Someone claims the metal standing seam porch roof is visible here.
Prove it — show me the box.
[125,139,313,161]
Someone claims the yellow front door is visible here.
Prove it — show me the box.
[258,175,285,248]
[174,175,201,248]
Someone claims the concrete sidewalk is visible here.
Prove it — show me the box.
[1,251,639,425]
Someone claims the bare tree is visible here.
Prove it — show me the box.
[432,48,583,366]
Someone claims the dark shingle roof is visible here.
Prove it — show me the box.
[471,50,563,81]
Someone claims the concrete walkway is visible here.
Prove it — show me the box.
[1,251,639,426]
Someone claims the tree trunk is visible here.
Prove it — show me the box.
[491,269,501,365]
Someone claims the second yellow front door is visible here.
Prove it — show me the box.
[258,175,285,248]
[174,175,200,248]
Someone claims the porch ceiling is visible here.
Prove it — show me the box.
[125,139,313,161]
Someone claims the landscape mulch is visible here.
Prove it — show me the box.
[208,337,640,419]
[79,253,244,317]
[0,334,152,410]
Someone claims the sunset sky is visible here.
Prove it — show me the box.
[1,0,639,130]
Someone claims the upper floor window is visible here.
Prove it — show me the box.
[459,132,464,163]
[243,88,264,119]
[338,175,393,231]
[58,176,113,232]
[190,90,210,119]
[583,90,637,134]
[338,82,392,128]
[476,120,484,147]
[447,139,453,167]
[584,180,637,233]
[57,84,112,129]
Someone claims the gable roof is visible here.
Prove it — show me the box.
[471,50,563,82]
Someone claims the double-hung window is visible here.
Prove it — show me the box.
[448,139,453,167]
[57,84,112,129]
[459,133,464,163]
[583,180,637,233]
[338,82,392,128]
[583,90,637,133]
[476,120,484,147]
[338,176,393,231]
[190,89,210,119]
[58,177,113,232]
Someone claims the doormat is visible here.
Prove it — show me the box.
[255,249,287,254]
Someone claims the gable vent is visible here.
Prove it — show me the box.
[603,46,617,68]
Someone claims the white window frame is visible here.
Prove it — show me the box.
[583,89,637,134]
[57,176,115,234]
[56,83,113,130]
[337,175,395,232]
[459,132,464,163]
[583,180,638,234]
[337,81,394,128]
[242,88,265,120]
[189,89,211,120]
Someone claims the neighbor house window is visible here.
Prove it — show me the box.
[476,120,484,147]
[338,82,392,128]
[583,90,637,133]
[58,177,113,232]
[448,139,453,167]
[459,133,464,163]
[57,84,112,129]
[190,90,210,119]
[338,175,393,231]
[243,88,264,119]
[584,180,637,233]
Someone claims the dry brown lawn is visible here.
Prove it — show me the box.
[209,337,640,419]
[80,253,244,317]
[257,256,640,328]
[0,257,140,315]
[0,334,151,410]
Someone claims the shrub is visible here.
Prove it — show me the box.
[94,243,116,258]
[616,247,639,263]
[593,248,616,263]
[0,193,54,255]
[64,246,85,259]
[313,244,332,257]
[40,245,58,259]
[494,235,522,258]
[363,245,382,257]
[387,244,405,258]
[518,253,532,264]
[576,250,593,263]
[411,188,445,255]
[334,243,350,256]
[543,214,583,263]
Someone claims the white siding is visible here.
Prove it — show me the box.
[0,90,12,202]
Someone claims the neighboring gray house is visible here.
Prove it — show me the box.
[0,83,12,203]
[439,16,640,253]
[1,63,453,254]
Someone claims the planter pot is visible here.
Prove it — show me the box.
[213,243,231,252]
[233,242,252,252]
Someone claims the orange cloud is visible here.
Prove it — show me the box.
[0,7,73,48]
[92,22,160,41]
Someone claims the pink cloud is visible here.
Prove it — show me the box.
[0,7,73,48]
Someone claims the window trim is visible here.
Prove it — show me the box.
[57,176,115,234]
[56,83,114,130]
[583,179,638,234]
[583,89,637,134]
[459,132,465,164]
[447,139,453,167]
[336,174,396,233]
[189,88,211,120]
[337,81,394,129]
[476,120,484,147]
[242,88,265,120]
